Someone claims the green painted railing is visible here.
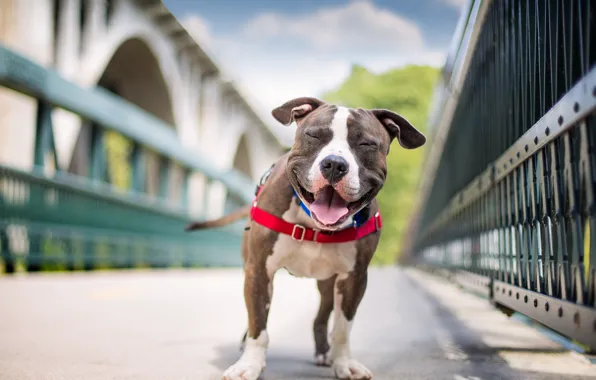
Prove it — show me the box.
[0,44,254,273]
[411,0,596,352]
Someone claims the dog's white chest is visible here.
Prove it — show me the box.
[266,202,358,280]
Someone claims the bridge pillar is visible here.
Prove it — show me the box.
[173,52,202,148]
[0,0,285,225]
[52,0,87,171]
[55,0,81,76]
[0,0,54,170]
[187,74,223,219]
[82,0,107,49]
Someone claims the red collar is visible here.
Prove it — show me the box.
[249,200,382,244]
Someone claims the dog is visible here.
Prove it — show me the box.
[186,97,426,380]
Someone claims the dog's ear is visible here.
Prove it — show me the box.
[371,109,426,150]
[272,97,326,126]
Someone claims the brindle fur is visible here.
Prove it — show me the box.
[219,152,381,359]
[186,97,425,380]
[314,275,336,360]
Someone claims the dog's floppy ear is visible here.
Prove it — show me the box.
[371,109,426,150]
[272,97,326,126]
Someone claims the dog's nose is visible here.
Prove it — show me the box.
[320,155,349,183]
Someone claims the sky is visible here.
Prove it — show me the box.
[163,0,466,145]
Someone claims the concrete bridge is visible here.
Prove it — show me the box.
[2,267,594,380]
[0,0,285,220]
[1,0,596,379]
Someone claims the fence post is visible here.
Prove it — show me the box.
[0,228,14,274]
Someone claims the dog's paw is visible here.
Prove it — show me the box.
[222,359,264,380]
[315,352,332,367]
[332,358,372,380]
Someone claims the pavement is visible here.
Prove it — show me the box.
[0,266,594,380]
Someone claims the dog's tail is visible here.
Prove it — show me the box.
[185,205,251,231]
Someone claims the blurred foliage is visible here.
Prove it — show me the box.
[105,131,133,191]
[323,64,439,265]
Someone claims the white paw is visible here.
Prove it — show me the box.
[332,358,372,380]
[315,352,332,367]
[222,359,264,380]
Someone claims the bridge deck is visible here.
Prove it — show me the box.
[1,268,594,380]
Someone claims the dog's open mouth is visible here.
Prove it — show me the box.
[297,184,370,227]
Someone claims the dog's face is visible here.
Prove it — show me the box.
[272,97,426,231]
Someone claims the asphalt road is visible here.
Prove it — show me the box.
[0,267,594,380]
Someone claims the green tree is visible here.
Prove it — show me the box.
[322,64,439,265]
[105,131,132,191]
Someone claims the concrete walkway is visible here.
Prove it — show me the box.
[0,267,594,380]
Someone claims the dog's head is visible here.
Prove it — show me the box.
[272,97,426,231]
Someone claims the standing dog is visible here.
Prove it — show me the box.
[186,97,426,380]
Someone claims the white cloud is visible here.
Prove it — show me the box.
[212,51,354,146]
[237,58,351,108]
[243,1,424,52]
[439,0,469,9]
[181,2,448,146]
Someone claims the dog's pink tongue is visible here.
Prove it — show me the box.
[310,187,349,225]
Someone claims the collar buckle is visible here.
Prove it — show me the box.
[292,224,307,241]
[374,212,381,231]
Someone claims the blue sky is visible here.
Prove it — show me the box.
[163,0,465,144]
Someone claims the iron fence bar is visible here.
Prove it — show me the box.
[131,143,145,193]
[34,101,58,171]
[581,117,596,306]
[180,170,190,209]
[414,0,596,351]
[0,228,12,273]
[417,65,596,245]
[159,156,171,200]
[415,0,491,227]
[0,44,255,204]
[0,165,189,220]
[90,125,106,183]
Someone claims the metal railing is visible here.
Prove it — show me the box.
[0,44,254,273]
[411,0,596,352]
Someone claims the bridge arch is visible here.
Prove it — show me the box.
[76,13,187,132]
[79,21,182,107]
[97,37,175,125]
[68,37,177,197]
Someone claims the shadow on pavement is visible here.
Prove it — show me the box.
[209,341,334,380]
[405,273,595,380]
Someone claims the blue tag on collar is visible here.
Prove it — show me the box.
[352,210,365,227]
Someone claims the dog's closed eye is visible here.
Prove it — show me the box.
[305,131,321,141]
[359,140,377,148]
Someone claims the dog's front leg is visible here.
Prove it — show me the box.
[330,271,372,380]
[313,275,336,366]
[222,263,272,380]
